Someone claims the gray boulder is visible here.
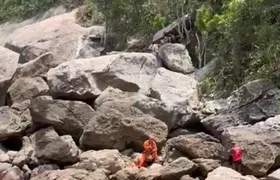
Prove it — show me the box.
[167,133,224,160]
[0,106,31,140]
[0,46,19,106]
[80,102,168,151]
[71,149,126,174]
[30,169,108,180]
[95,87,189,130]
[221,115,280,176]
[30,127,80,164]
[30,96,95,140]
[158,43,195,74]
[7,77,49,104]
[202,79,280,139]
[150,67,198,109]
[47,52,162,100]
[206,167,258,180]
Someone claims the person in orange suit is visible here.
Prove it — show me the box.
[136,136,159,168]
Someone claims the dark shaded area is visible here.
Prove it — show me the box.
[1,136,23,151]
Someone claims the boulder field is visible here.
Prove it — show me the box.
[0,8,280,180]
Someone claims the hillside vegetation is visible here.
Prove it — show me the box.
[1,0,279,96]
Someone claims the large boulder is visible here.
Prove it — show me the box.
[80,102,168,151]
[30,96,96,140]
[30,169,108,180]
[30,127,80,164]
[113,157,197,180]
[0,106,31,140]
[7,77,49,104]
[0,46,19,106]
[206,167,258,180]
[167,133,224,160]
[201,79,280,139]
[150,68,198,108]
[221,115,280,176]
[47,52,162,100]
[95,87,189,130]
[71,149,126,174]
[158,43,195,74]
[5,10,95,65]
[0,166,24,180]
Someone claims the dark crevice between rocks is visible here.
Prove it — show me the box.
[52,95,97,110]
[5,92,12,107]
[1,136,23,151]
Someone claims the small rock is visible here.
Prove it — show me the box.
[193,158,221,176]
[268,168,280,180]
[31,164,59,178]
[160,157,197,180]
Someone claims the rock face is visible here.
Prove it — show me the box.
[95,87,188,130]
[206,167,257,180]
[158,43,195,74]
[222,115,280,176]
[30,96,95,140]
[5,10,92,65]
[150,68,198,108]
[72,149,126,174]
[0,106,31,140]
[30,127,79,164]
[30,169,108,180]
[202,79,280,139]
[7,77,49,104]
[80,102,168,150]
[0,46,19,106]
[47,52,162,99]
[167,133,224,160]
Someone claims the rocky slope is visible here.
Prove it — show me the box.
[0,8,280,180]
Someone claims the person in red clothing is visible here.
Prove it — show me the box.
[136,136,159,168]
[229,142,242,173]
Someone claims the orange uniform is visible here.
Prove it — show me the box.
[136,137,159,168]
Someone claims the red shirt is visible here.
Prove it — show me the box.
[231,146,242,161]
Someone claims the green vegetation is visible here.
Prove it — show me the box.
[0,0,83,22]
[1,0,279,96]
